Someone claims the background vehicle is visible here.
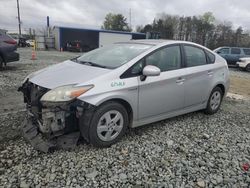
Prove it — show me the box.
[26,39,35,47]
[19,40,229,152]
[0,31,19,68]
[18,37,29,47]
[237,57,250,72]
[66,40,92,52]
[214,47,250,66]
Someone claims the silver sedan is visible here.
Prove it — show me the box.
[19,40,229,152]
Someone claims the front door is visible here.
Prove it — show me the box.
[138,45,186,120]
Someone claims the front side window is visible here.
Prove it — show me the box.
[231,48,241,55]
[145,45,181,72]
[184,45,207,67]
[77,43,152,69]
[219,48,230,54]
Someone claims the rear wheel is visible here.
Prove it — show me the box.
[246,64,250,72]
[88,102,129,147]
[205,87,223,114]
[0,56,4,69]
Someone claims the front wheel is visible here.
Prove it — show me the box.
[88,102,129,147]
[205,87,223,114]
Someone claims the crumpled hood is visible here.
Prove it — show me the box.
[29,60,111,89]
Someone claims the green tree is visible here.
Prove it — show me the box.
[102,13,131,32]
[234,26,243,46]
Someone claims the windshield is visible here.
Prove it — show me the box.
[76,43,152,69]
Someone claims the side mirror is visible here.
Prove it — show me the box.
[142,65,161,77]
[216,51,221,54]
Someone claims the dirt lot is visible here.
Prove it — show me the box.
[229,69,250,98]
[0,48,249,187]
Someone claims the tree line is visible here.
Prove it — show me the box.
[102,12,250,49]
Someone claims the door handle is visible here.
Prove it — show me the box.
[176,77,185,84]
[208,70,213,76]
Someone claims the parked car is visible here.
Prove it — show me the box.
[237,57,250,72]
[18,37,30,47]
[26,39,35,47]
[66,40,92,52]
[19,40,229,152]
[0,31,19,68]
[214,47,250,66]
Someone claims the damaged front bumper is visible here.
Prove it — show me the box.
[22,108,80,153]
[19,81,93,152]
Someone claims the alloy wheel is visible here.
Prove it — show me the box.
[97,110,124,142]
[210,91,221,110]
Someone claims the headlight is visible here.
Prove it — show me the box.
[40,85,94,102]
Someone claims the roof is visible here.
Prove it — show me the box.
[128,39,173,45]
[122,40,212,50]
[123,39,190,46]
[54,26,145,36]
[0,29,7,34]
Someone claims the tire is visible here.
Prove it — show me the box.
[246,64,250,72]
[0,56,3,69]
[88,102,129,147]
[204,87,223,115]
[27,43,30,47]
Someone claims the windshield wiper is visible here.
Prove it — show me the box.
[71,56,80,62]
[77,60,108,68]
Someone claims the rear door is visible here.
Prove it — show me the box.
[230,48,242,65]
[182,45,215,108]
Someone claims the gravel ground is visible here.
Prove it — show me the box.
[229,67,250,79]
[0,48,250,187]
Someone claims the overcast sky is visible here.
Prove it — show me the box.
[1,0,250,33]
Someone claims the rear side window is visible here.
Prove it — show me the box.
[184,45,207,67]
[206,51,215,64]
[243,49,250,55]
[231,48,241,55]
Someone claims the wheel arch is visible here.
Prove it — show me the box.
[215,83,225,97]
[0,51,5,62]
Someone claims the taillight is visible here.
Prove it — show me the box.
[4,40,17,45]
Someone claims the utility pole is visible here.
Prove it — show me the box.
[129,8,132,31]
[16,0,21,36]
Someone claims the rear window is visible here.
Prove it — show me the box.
[243,49,250,55]
[231,48,241,54]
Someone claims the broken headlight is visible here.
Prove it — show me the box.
[40,84,94,102]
